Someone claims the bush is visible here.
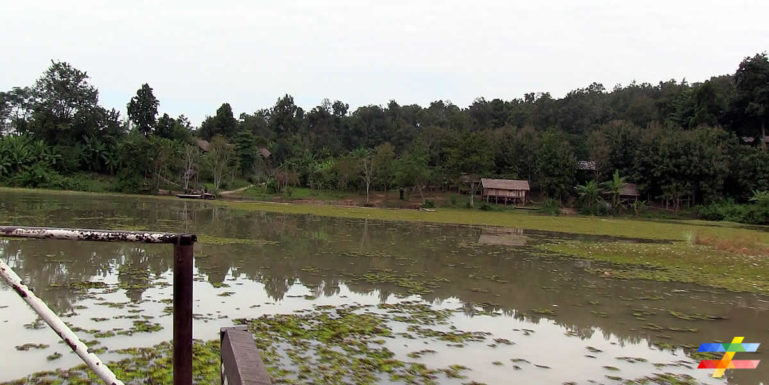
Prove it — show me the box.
[265,178,280,194]
[697,192,769,225]
[8,163,66,188]
[578,201,610,216]
[114,169,148,193]
[478,202,500,211]
[540,198,561,215]
[422,200,435,209]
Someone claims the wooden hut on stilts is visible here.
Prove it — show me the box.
[480,178,530,206]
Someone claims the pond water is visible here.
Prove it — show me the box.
[0,190,767,384]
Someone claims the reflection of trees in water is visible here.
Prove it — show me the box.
[0,239,168,312]
[2,192,768,383]
[118,246,171,302]
[188,213,769,360]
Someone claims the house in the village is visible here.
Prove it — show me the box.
[480,178,530,205]
[619,183,640,203]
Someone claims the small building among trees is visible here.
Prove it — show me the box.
[619,183,640,202]
[480,178,530,205]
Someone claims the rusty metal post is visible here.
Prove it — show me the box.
[173,236,195,385]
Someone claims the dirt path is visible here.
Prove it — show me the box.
[219,185,252,196]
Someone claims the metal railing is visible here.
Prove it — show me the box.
[0,226,196,385]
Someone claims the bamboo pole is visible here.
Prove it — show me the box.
[0,258,124,385]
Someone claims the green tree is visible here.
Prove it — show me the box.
[733,53,769,147]
[535,131,575,201]
[182,144,200,191]
[234,130,258,177]
[203,135,235,191]
[373,142,396,197]
[201,103,238,139]
[270,95,304,135]
[352,148,375,205]
[0,87,33,135]
[155,113,175,139]
[28,61,101,144]
[575,180,603,214]
[147,136,180,191]
[601,170,626,214]
[446,132,493,207]
[127,83,159,137]
[395,150,431,204]
[332,154,360,191]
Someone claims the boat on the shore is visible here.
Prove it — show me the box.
[176,193,216,200]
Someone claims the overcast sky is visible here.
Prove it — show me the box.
[1,0,767,125]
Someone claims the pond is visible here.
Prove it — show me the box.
[0,190,767,384]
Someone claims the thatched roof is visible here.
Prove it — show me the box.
[480,178,530,191]
[576,160,596,171]
[196,139,210,152]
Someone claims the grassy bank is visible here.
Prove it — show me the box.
[4,185,769,242]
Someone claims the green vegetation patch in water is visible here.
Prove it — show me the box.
[539,240,769,294]
[197,234,277,246]
[2,340,220,385]
[230,302,483,384]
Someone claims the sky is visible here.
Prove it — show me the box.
[1,0,768,125]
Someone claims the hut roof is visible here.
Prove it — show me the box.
[259,147,271,158]
[620,183,640,197]
[576,160,596,171]
[196,139,210,152]
[480,178,530,191]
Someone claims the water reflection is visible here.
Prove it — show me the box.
[478,227,527,246]
[1,190,767,384]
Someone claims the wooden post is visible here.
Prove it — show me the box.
[220,327,272,385]
[174,240,194,385]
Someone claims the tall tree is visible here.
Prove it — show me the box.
[395,149,431,204]
[601,170,626,214]
[182,144,200,191]
[446,132,493,207]
[127,83,159,137]
[270,94,304,135]
[203,135,235,191]
[33,61,99,123]
[733,53,769,147]
[536,131,576,201]
[373,142,396,197]
[155,113,175,139]
[353,148,375,205]
[28,61,101,144]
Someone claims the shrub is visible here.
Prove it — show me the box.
[422,200,435,209]
[540,198,561,215]
[697,192,769,225]
[479,202,496,211]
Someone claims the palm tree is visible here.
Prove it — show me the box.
[602,170,626,214]
[576,180,602,213]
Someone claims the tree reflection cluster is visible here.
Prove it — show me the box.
[1,191,767,384]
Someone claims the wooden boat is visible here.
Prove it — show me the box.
[176,193,216,200]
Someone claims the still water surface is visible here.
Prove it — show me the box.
[0,191,767,384]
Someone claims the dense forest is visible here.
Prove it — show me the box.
[1,53,768,215]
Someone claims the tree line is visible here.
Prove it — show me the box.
[1,53,768,209]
